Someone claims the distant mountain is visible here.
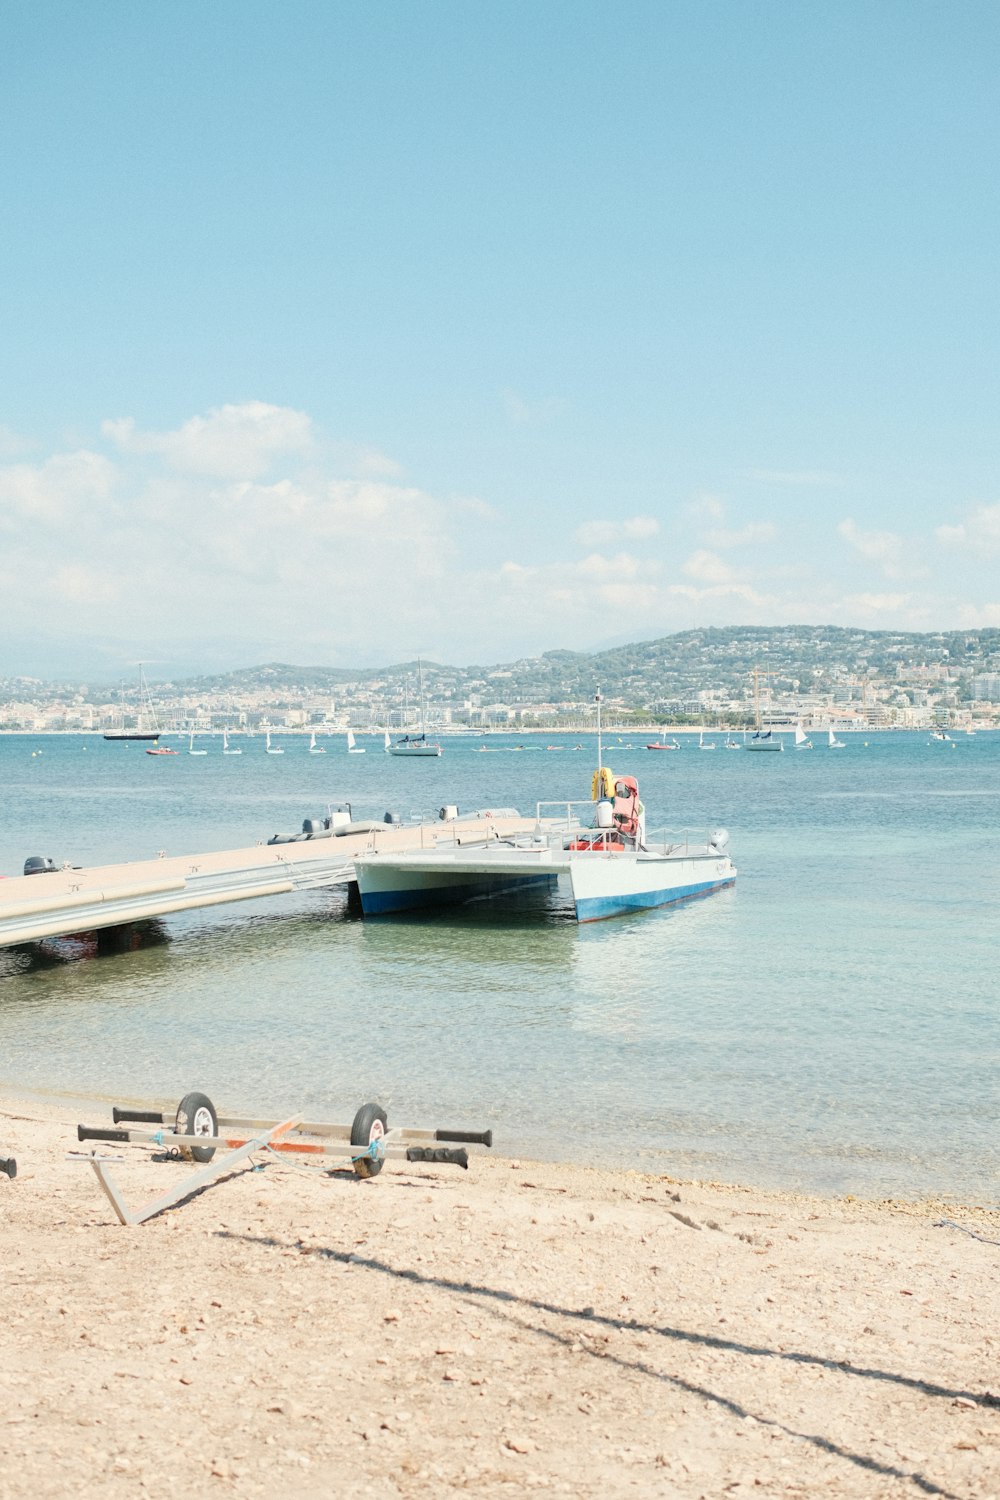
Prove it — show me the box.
[158,626,1000,706]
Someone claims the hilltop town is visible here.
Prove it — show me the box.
[3,625,1000,733]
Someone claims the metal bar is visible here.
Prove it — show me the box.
[81,1115,304,1226]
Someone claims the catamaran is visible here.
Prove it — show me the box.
[353,688,736,922]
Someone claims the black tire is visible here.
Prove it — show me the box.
[1,1157,15,1180]
[175,1092,218,1163]
[350,1103,388,1178]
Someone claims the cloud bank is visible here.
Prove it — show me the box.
[0,401,996,673]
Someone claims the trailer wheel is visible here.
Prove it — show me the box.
[350,1103,387,1178]
[175,1092,218,1163]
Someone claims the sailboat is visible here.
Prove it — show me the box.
[827,727,845,749]
[794,724,813,750]
[188,733,207,756]
[265,731,284,755]
[346,729,364,754]
[223,730,242,755]
[104,663,162,741]
[745,668,783,752]
[698,728,716,750]
[383,729,391,753]
[389,659,442,757]
[309,732,326,754]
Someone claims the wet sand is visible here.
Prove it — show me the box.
[1,1093,997,1497]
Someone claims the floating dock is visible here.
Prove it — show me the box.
[0,814,539,949]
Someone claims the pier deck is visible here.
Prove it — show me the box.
[0,815,539,949]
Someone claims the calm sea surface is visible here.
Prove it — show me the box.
[1,729,997,1201]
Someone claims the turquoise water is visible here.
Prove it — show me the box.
[1,730,997,1201]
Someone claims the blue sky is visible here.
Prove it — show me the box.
[1,1,997,677]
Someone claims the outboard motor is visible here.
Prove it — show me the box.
[24,855,57,876]
[384,811,401,825]
[438,805,458,821]
[708,828,730,853]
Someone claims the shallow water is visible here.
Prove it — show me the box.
[1,729,997,1200]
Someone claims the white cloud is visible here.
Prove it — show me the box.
[575,515,660,547]
[839,592,912,616]
[0,425,33,459]
[837,518,906,577]
[501,390,566,427]
[682,549,736,584]
[668,581,776,610]
[102,401,314,480]
[704,521,778,549]
[0,450,116,523]
[685,492,725,523]
[935,504,1000,556]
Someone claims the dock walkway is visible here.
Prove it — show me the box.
[0,815,538,949]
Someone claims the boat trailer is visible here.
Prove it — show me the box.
[71,1091,493,1226]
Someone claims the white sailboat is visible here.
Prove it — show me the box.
[745,668,783,752]
[698,728,716,750]
[223,730,242,755]
[265,731,284,755]
[388,658,442,757]
[188,733,207,756]
[827,727,845,749]
[104,663,162,742]
[794,724,813,749]
[309,732,326,754]
[346,729,364,754]
[383,729,391,753]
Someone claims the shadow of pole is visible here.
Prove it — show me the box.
[219,1227,991,1499]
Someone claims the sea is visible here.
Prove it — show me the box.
[1,728,997,1203]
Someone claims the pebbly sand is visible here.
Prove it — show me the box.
[0,1094,997,1499]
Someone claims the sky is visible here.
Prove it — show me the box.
[1,1,998,679]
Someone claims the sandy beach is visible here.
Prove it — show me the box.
[0,1093,996,1499]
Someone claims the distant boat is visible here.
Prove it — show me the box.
[188,733,207,756]
[383,729,392,753]
[827,727,845,749]
[745,667,784,752]
[388,658,442,757]
[265,732,284,755]
[346,729,364,755]
[145,745,178,757]
[724,737,741,750]
[223,731,242,755]
[104,663,161,742]
[309,732,326,754]
[698,729,716,750]
[930,728,951,742]
[388,733,441,758]
[794,724,813,750]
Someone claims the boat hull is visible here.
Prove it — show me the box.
[568,851,735,922]
[353,843,736,923]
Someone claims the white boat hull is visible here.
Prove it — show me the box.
[568,848,735,922]
[353,841,736,922]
